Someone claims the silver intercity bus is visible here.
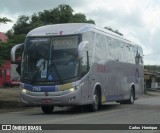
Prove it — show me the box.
[11,23,144,113]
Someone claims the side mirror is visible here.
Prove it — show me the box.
[11,43,24,76]
[78,41,89,59]
[11,43,24,62]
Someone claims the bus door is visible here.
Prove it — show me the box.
[79,41,91,103]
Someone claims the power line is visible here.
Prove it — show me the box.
[143,52,160,56]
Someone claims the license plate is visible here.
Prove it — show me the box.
[42,99,52,104]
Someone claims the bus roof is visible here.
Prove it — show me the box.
[27,23,137,45]
[27,23,93,36]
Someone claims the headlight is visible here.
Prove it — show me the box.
[21,88,30,94]
[68,88,75,92]
[22,89,27,93]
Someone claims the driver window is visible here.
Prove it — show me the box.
[81,51,89,76]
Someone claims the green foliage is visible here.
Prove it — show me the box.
[0,41,14,66]
[0,4,95,67]
[0,35,25,67]
[11,4,95,35]
[12,15,30,35]
[144,65,160,72]
[0,17,12,24]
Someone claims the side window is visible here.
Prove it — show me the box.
[106,37,115,60]
[81,51,89,76]
[114,40,122,61]
[95,33,107,63]
[119,41,126,62]
[130,46,136,64]
[122,43,131,63]
[82,31,95,65]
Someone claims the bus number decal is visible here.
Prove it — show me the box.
[32,86,41,92]
[97,64,106,73]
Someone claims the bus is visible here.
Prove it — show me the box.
[11,23,144,114]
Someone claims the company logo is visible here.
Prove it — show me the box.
[2,125,11,130]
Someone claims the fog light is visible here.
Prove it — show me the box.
[69,96,76,102]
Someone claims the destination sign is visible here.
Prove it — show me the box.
[53,36,78,49]
[30,38,50,43]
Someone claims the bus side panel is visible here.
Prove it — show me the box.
[105,60,143,102]
[105,61,125,102]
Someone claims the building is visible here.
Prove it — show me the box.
[144,69,160,89]
[0,33,20,87]
[0,61,11,87]
[0,32,8,42]
[0,60,20,87]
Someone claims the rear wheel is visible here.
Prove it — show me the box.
[127,89,135,104]
[41,106,54,114]
[119,89,135,104]
[118,89,135,104]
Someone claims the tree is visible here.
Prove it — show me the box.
[0,17,12,24]
[0,4,95,67]
[0,17,12,66]
[11,4,95,35]
[12,15,31,35]
[73,13,95,24]
[0,41,15,66]
[0,35,25,66]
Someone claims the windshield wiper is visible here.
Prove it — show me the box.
[49,60,63,84]
[30,69,40,85]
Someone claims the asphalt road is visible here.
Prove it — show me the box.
[0,92,160,133]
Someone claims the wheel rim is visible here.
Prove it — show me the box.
[131,91,134,103]
[94,94,98,110]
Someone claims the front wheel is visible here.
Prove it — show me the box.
[89,89,99,112]
[41,106,54,114]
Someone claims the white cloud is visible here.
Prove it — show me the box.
[0,13,18,32]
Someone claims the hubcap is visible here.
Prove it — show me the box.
[131,92,134,103]
[94,95,98,109]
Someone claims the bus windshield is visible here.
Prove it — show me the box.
[22,36,80,84]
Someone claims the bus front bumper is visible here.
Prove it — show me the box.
[20,89,82,106]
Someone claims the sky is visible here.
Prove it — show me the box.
[0,0,160,65]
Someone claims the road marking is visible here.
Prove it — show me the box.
[34,109,121,124]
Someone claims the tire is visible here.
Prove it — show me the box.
[41,106,54,114]
[127,89,135,104]
[89,89,99,112]
[119,89,135,104]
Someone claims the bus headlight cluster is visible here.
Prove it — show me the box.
[68,83,84,92]
[68,88,75,92]
[76,83,84,90]
[20,87,30,94]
